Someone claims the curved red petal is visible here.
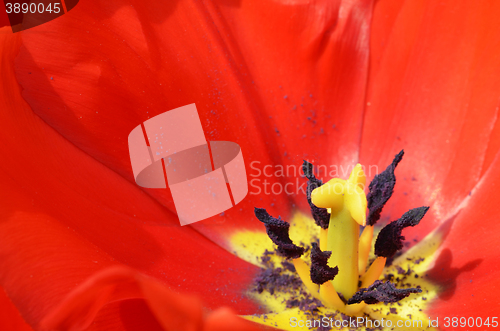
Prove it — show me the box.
[204,307,262,331]
[0,29,259,328]
[0,287,34,331]
[427,150,500,317]
[41,266,204,331]
[42,266,264,331]
[14,0,375,245]
[86,299,167,331]
[361,0,500,241]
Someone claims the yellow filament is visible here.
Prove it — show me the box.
[358,225,374,276]
[345,302,366,316]
[319,228,328,251]
[292,258,320,300]
[319,281,345,311]
[361,256,387,288]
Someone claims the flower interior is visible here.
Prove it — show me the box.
[230,151,446,330]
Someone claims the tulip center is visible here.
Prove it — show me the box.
[262,164,407,316]
[229,152,444,330]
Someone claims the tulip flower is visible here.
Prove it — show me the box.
[1,0,500,330]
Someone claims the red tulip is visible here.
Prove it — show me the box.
[1,0,500,330]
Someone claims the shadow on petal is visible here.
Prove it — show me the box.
[427,248,482,301]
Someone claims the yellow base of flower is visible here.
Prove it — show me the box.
[232,212,444,331]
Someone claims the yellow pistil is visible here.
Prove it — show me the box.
[326,205,359,299]
[319,228,328,251]
[310,164,367,299]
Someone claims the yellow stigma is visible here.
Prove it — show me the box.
[311,164,367,300]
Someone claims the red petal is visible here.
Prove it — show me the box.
[204,307,262,331]
[42,266,263,331]
[86,299,167,331]
[361,0,500,241]
[14,0,375,244]
[0,3,8,29]
[0,286,34,331]
[0,29,259,329]
[427,150,500,317]
[41,266,204,331]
